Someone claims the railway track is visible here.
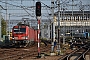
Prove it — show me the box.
[0,49,37,60]
[68,47,89,60]
[59,44,90,60]
[0,43,51,60]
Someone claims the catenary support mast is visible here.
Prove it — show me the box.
[51,0,55,53]
[57,0,61,55]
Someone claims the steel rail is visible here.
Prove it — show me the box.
[76,48,90,60]
[59,45,87,60]
[59,48,80,60]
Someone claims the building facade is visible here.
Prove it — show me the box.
[55,11,90,36]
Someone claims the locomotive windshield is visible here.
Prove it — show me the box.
[13,28,26,33]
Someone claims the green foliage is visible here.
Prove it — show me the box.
[1,18,6,37]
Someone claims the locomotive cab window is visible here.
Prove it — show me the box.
[14,29,19,32]
[14,28,26,33]
[20,28,26,32]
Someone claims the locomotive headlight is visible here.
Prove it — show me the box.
[25,36,28,39]
[12,38,15,40]
[22,36,28,39]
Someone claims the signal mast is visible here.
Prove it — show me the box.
[36,1,41,58]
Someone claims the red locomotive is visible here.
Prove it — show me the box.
[11,24,38,47]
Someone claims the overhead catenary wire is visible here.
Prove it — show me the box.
[2,0,34,10]
[0,0,34,17]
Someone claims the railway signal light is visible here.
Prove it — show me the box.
[36,2,41,16]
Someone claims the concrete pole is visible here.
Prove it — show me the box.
[63,9,65,44]
[5,0,8,35]
[9,13,10,40]
[72,0,73,39]
[0,6,1,41]
[56,0,61,55]
[51,0,55,53]
[48,25,50,39]
[83,10,84,32]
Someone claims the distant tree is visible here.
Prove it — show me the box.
[1,18,6,37]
